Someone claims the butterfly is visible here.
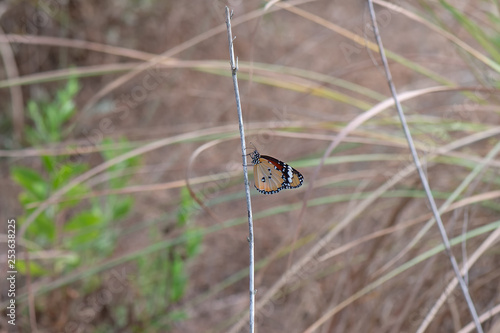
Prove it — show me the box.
[250,149,304,194]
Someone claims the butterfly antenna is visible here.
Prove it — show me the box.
[244,142,257,156]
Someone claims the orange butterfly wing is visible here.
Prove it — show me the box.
[250,150,304,195]
[253,156,287,194]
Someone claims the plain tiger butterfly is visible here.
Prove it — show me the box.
[250,149,304,195]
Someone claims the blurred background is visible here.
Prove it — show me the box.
[1,0,499,332]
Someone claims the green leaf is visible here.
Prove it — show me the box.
[63,210,105,250]
[60,183,88,209]
[54,253,80,273]
[18,191,38,207]
[59,99,76,124]
[11,166,48,200]
[25,77,80,145]
[111,196,133,220]
[169,253,186,302]
[66,229,101,250]
[41,155,57,173]
[100,138,119,161]
[27,100,48,143]
[178,187,197,227]
[14,260,47,277]
[25,213,55,245]
[46,102,60,139]
[185,227,202,258]
[67,76,80,95]
[64,211,101,231]
[52,163,88,189]
[91,231,116,256]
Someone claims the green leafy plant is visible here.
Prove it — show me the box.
[11,77,201,332]
[132,187,201,331]
[11,78,138,274]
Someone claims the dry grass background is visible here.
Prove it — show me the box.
[1,0,500,332]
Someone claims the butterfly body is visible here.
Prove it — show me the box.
[250,150,304,195]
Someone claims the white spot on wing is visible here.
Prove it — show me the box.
[287,166,293,183]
